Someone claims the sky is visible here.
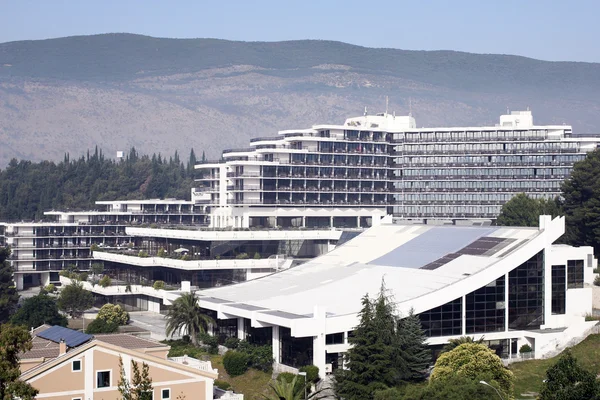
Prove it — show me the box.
[1,0,599,62]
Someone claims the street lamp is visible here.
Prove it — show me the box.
[298,371,307,399]
[479,380,504,400]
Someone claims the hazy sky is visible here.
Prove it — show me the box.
[1,0,599,62]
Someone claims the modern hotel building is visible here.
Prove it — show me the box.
[195,110,600,228]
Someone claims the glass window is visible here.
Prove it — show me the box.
[326,332,345,345]
[97,371,110,388]
[72,360,81,372]
[466,276,505,334]
[567,260,584,289]
[551,265,566,314]
[162,389,171,399]
[508,251,544,330]
[417,297,462,337]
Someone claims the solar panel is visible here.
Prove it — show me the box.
[419,237,514,270]
[37,325,92,348]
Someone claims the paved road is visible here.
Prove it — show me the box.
[128,311,173,341]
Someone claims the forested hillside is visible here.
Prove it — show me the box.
[1,34,599,167]
[0,148,201,221]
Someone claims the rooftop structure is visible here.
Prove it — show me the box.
[194,110,600,228]
[174,215,596,376]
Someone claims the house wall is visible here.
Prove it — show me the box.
[25,346,214,400]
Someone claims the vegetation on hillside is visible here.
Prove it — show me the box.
[0,147,200,221]
[0,247,19,323]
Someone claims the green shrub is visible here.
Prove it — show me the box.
[138,250,149,258]
[223,351,250,377]
[224,337,240,350]
[78,272,89,282]
[594,268,599,274]
[44,284,56,293]
[99,275,111,288]
[253,252,261,259]
[158,248,167,258]
[237,341,273,372]
[214,380,232,390]
[277,372,304,393]
[181,254,191,261]
[236,253,249,259]
[153,280,165,290]
[90,244,99,252]
[595,275,600,286]
[198,332,219,354]
[86,318,119,334]
[585,314,600,322]
[299,365,320,383]
[519,344,533,353]
[97,303,129,325]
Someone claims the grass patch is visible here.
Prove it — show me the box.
[510,333,600,398]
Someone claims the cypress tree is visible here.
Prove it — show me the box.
[0,247,19,323]
[395,309,431,381]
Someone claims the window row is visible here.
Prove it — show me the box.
[399,168,571,177]
[401,142,580,154]
[396,129,551,142]
[398,154,584,165]
[395,180,562,189]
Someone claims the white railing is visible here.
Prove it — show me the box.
[215,389,244,400]
[169,356,218,374]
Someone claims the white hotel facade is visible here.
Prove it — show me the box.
[195,110,600,228]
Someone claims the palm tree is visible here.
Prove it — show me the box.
[262,375,325,400]
[165,292,214,346]
[442,336,485,353]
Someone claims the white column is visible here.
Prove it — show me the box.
[505,272,509,332]
[15,274,24,291]
[84,348,94,399]
[356,216,360,228]
[313,334,326,377]
[41,272,50,287]
[461,295,466,336]
[237,318,245,340]
[272,326,281,364]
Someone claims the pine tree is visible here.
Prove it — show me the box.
[395,310,431,381]
[118,357,153,400]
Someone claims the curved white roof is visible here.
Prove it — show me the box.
[198,219,553,324]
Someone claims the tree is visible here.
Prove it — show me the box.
[89,262,104,277]
[262,374,325,400]
[0,247,19,323]
[0,324,39,400]
[394,310,431,381]
[97,303,129,325]
[562,149,600,254]
[431,343,514,398]
[85,318,119,334]
[118,356,153,400]
[441,336,484,354]
[496,193,560,227]
[334,282,399,400]
[398,375,503,400]
[57,281,94,318]
[539,349,600,400]
[10,294,68,328]
[165,292,214,346]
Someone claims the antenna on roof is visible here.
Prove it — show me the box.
[364,106,367,116]
[507,106,510,114]
[409,98,413,117]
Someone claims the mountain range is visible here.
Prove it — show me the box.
[1,33,599,166]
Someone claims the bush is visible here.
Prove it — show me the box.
[78,272,89,282]
[277,372,304,393]
[153,280,165,290]
[237,341,273,372]
[594,268,599,274]
[236,253,249,259]
[86,318,119,334]
[224,337,240,350]
[519,344,533,353]
[299,365,320,383]
[595,275,600,286]
[90,244,99,252]
[97,303,129,325]
[214,380,232,391]
[198,332,219,354]
[181,254,191,261]
[99,275,111,288]
[44,284,56,293]
[158,248,167,258]
[223,351,250,377]
[138,250,149,258]
[253,252,261,259]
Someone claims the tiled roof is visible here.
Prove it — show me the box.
[93,334,166,349]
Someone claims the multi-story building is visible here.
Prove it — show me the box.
[195,110,600,228]
[1,198,209,290]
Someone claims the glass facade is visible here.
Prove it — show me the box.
[567,259,584,289]
[508,251,545,330]
[418,297,462,337]
[280,327,313,368]
[466,276,506,334]
[551,265,566,315]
